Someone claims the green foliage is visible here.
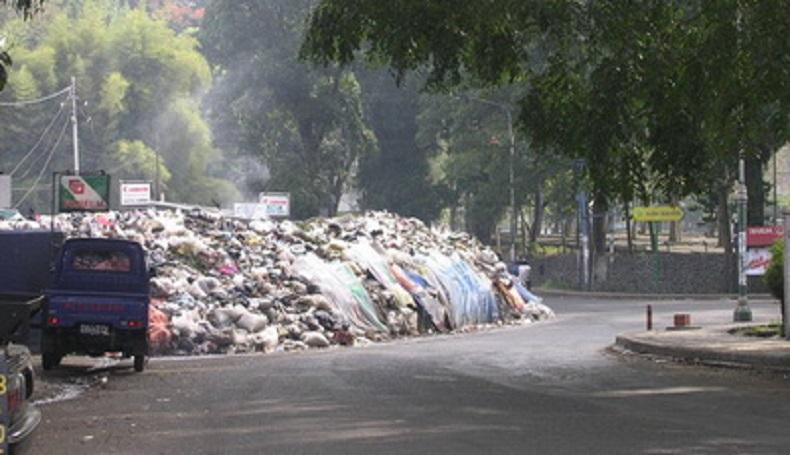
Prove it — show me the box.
[764,238,784,302]
[303,0,790,246]
[0,0,238,209]
[201,0,377,218]
[111,139,171,182]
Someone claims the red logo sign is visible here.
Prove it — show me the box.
[68,179,85,195]
[746,226,784,247]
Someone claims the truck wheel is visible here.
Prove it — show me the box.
[42,352,61,371]
[133,355,145,372]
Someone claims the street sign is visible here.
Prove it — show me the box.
[58,174,110,212]
[632,206,684,222]
[0,351,9,454]
[746,225,784,247]
[120,181,152,206]
[0,176,10,209]
[259,192,290,218]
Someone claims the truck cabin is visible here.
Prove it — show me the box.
[53,238,150,295]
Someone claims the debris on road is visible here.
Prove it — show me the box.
[3,209,554,355]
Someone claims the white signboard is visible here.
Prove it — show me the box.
[0,175,10,208]
[120,182,152,206]
[745,247,772,276]
[233,203,269,220]
[259,192,290,217]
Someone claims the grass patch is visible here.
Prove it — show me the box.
[731,323,784,338]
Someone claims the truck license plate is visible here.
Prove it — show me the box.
[80,324,110,336]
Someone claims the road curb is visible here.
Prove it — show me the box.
[614,328,790,372]
[535,287,777,301]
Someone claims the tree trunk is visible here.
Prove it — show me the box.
[592,191,608,254]
[746,152,766,226]
[530,189,544,244]
[625,201,633,253]
[717,182,732,251]
[669,195,682,242]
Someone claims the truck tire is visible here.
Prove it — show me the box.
[42,352,61,371]
[133,355,145,372]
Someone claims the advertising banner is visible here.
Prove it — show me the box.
[120,182,152,206]
[746,226,784,247]
[259,192,290,218]
[745,247,772,276]
[233,203,269,220]
[59,174,110,212]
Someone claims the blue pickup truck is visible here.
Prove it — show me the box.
[41,238,151,372]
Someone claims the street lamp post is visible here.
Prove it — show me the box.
[505,108,516,264]
[462,95,517,262]
[573,159,590,290]
[734,159,752,322]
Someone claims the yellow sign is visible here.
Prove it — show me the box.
[632,206,684,222]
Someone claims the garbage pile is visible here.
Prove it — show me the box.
[2,209,553,355]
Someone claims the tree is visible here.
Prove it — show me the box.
[200,0,376,218]
[0,0,45,90]
[355,70,444,221]
[303,0,789,252]
[0,1,239,209]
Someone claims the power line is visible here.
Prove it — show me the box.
[0,86,71,107]
[13,117,69,208]
[9,103,66,176]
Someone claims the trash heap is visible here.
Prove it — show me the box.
[2,209,554,355]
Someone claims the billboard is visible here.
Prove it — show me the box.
[120,181,152,206]
[233,203,269,220]
[259,192,290,218]
[0,176,10,209]
[58,174,110,212]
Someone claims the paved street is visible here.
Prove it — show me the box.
[31,298,790,454]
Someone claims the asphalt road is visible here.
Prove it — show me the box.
[30,298,790,454]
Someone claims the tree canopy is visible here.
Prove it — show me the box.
[303,0,790,248]
[0,0,238,209]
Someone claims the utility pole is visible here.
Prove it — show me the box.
[574,159,589,290]
[462,95,517,262]
[505,108,516,263]
[70,76,80,175]
[734,158,752,322]
[773,153,778,224]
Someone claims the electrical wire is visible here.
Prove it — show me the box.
[13,117,69,208]
[9,103,66,176]
[0,86,71,107]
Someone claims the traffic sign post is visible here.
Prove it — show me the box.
[631,206,685,290]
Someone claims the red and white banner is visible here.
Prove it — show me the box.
[746,226,784,247]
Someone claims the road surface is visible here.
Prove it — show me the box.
[31,298,790,454]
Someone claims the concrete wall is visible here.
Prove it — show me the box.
[532,252,770,295]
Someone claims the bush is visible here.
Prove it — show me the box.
[763,238,785,331]
[764,239,784,302]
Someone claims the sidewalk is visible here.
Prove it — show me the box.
[535,287,775,301]
[615,325,790,371]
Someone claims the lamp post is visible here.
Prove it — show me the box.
[462,95,517,262]
[573,159,590,289]
[734,159,752,322]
